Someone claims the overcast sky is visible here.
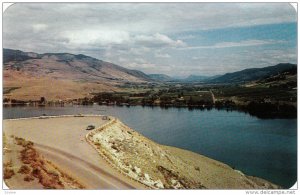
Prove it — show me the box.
[3,3,297,77]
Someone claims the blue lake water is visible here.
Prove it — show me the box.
[3,105,297,188]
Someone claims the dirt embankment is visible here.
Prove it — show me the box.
[86,118,280,189]
[3,134,85,189]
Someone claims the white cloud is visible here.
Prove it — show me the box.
[3,3,297,77]
[134,58,147,63]
[180,39,286,50]
[213,39,286,48]
[192,57,201,60]
[32,24,48,33]
[134,33,186,48]
[62,29,130,45]
[126,62,156,69]
[128,47,151,55]
[177,34,196,40]
[155,52,171,58]
[60,30,185,51]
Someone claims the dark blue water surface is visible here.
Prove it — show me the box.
[3,105,297,188]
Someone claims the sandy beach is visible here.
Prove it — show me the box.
[3,115,280,189]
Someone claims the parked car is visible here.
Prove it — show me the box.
[86,125,95,130]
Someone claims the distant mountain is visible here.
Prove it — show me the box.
[210,63,297,83]
[148,74,173,82]
[4,49,152,82]
[184,75,210,82]
[3,48,152,100]
[183,75,221,82]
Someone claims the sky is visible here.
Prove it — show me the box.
[3,3,297,77]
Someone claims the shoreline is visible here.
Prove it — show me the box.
[83,115,280,189]
[3,102,297,119]
[3,115,280,189]
[85,116,153,189]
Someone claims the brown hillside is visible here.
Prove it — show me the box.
[3,49,151,101]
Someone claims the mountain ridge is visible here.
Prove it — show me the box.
[3,48,152,82]
[3,48,152,100]
[209,63,297,83]
[148,74,173,82]
[3,48,297,100]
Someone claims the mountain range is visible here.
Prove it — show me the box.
[148,74,173,82]
[209,63,297,83]
[149,63,297,83]
[4,48,151,82]
[170,64,296,83]
[3,48,297,100]
[3,49,152,100]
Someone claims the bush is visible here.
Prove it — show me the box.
[24,175,35,182]
[4,168,15,179]
[18,165,31,174]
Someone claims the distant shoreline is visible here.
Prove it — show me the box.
[3,102,297,119]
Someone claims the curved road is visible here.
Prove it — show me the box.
[3,116,145,189]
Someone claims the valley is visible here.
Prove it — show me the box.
[3,49,297,119]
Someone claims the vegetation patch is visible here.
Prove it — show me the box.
[24,175,35,182]
[18,165,31,174]
[4,158,15,179]
[15,137,85,189]
[157,165,205,189]
[4,168,15,179]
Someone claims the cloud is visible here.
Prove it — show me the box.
[253,49,297,65]
[62,29,130,45]
[32,24,48,33]
[2,3,297,77]
[60,30,185,51]
[180,39,286,50]
[134,33,186,48]
[177,34,196,40]
[134,58,147,64]
[126,62,157,69]
[155,52,171,58]
[128,47,151,55]
[192,56,202,60]
[213,40,284,48]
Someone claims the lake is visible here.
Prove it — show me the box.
[3,105,297,188]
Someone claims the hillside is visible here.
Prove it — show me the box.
[148,74,173,82]
[183,75,220,82]
[210,63,297,83]
[87,117,280,189]
[3,49,152,101]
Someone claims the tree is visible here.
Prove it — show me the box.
[40,97,46,104]
[188,96,195,106]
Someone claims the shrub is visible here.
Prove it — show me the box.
[4,168,15,179]
[24,175,35,182]
[18,165,31,174]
